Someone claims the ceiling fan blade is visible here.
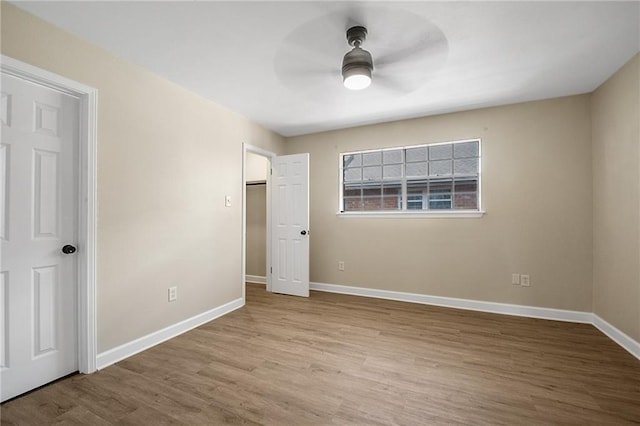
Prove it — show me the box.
[373,73,417,94]
[375,34,448,67]
[278,65,336,81]
[278,37,339,68]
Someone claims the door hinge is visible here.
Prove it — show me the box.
[270,168,273,175]
[270,267,272,274]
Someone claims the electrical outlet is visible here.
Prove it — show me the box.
[168,286,178,302]
[520,275,530,287]
[511,273,520,285]
[338,261,345,271]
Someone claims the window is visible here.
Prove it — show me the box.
[340,139,481,215]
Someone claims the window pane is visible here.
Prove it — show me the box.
[362,182,384,210]
[363,166,382,181]
[407,179,428,210]
[344,167,362,182]
[405,147,427,162]
[406,162,427,177]
[454,158,478,175]
[429,159,452,176]
[429,178,453,210]
[454,178,478,210]
[383,149,402,164]
[407,179,429,191]
[407,198,423,210]
[383,164,402,179]
[362,151,382,166]
[454,141,478,158]
[341,140,480,213]
[343,153,362,167]
[343,184,363,211]
[429,144,452,160]
[382,181,402,210]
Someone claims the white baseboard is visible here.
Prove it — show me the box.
[246,275,266,285]
[310,282,592,323]
[96,297,244,370]
[592,314,640,360]
[310,282,640,361]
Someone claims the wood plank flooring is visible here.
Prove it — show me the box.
[2,284,639,425]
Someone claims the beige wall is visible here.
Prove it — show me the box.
[246,184,267,277]
[246,151,269,183]
[286,96,593,311]
[1,3,285,352]
[591,53,640,342]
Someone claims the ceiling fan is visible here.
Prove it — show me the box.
[273,8,448,97]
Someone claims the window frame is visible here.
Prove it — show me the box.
[338,139,484,218]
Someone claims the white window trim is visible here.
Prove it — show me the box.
[337,211,485,218]
[338,138,483,218]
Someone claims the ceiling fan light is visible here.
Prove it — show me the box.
[343,70,372,90]
[342,46,374,90]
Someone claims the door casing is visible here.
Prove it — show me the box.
[1,55,98,374]
[242,143,274,301]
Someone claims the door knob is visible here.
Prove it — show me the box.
[300,230,307,235]
[61,244,77,254]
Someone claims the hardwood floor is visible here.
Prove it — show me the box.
[2,284,639,425]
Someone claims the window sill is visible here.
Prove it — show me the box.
[336,210,485,219]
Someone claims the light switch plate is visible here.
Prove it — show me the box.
[168,286,177,302]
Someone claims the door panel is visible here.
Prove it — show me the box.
[33,149,60,238]
[1,73,79,402]
[271,153,309,297]
[33,265,58,355]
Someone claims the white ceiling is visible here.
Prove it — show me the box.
[13,1,640,137]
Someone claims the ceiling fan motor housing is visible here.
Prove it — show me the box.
[342,26,374,81]
[342,47,374,79]
[346,26,368,47]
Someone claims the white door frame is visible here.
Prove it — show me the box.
[242,143,275,300]
[1,55,98,374]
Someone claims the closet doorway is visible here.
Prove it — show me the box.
[243,147,272,297]
[242,144,310,299]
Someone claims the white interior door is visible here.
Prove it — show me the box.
[1,73,79,402]
[271,153,309,297]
